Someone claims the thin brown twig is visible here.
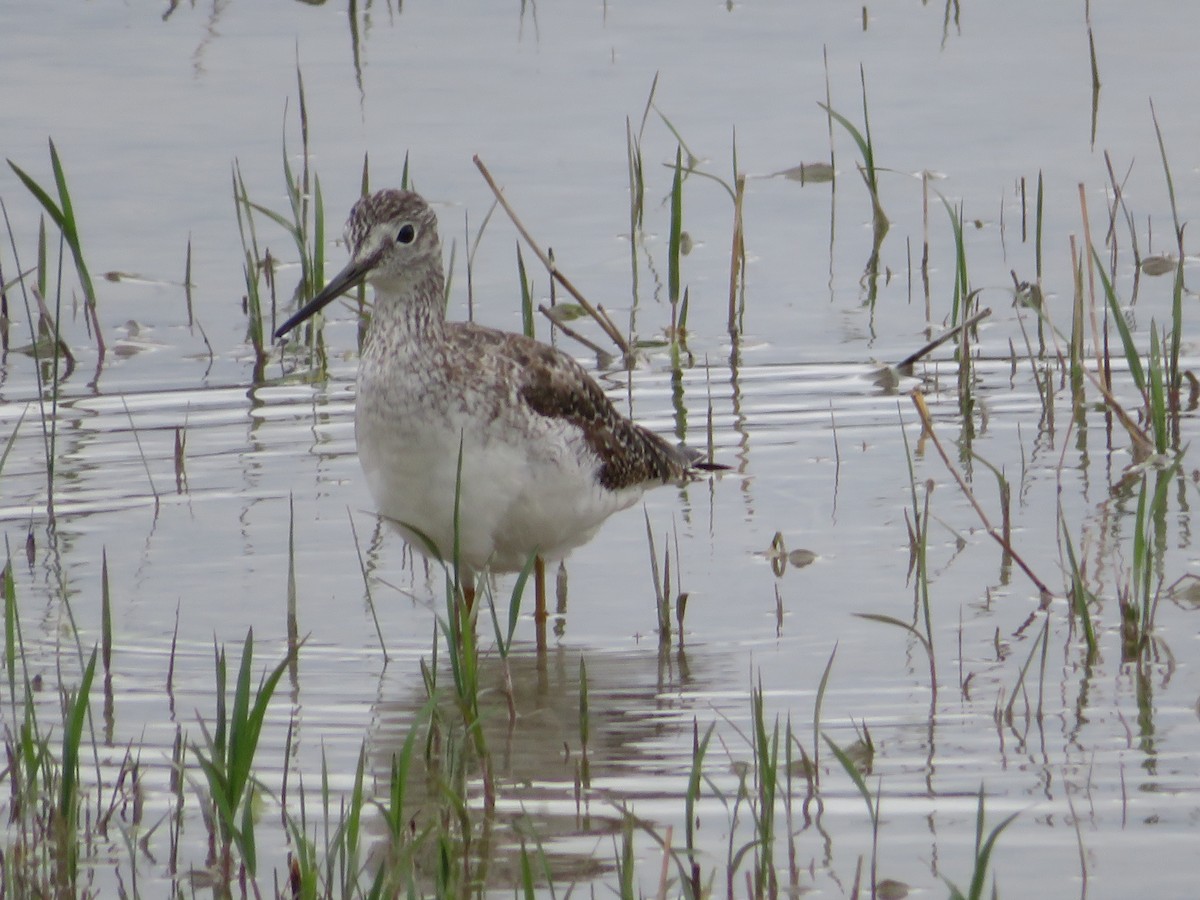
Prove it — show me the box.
[473,155,630,355]
[537,303,609,360]
[910,390,1053,602]
[536,304,610,359]
[656,825,673,900]
[1033,256,1156,457]
[894,305,992,371]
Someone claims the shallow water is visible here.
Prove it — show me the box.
[3,2,1200,897]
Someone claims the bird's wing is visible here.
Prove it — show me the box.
[455,325,689,490]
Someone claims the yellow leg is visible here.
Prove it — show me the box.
[463,580,476,613]
[534,556,547,652]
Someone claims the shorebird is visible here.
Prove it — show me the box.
[275,188,714,638]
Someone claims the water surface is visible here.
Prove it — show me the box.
[2,2,1200,896]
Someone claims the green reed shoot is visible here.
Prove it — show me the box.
[899,407,937,676]
[438,576,481,728]
[35,213,46,297]
[58,647,98,892]
[823,730,879,895]
[291,63,322,295]
[1003,615,1049,728]
[579,657,591,788]
[728,166,746,333]
[819,67,889,240]
[643,511,672,644]
[0,405,25,484]
[325,744,369,897]
[1149,106,1185,412]
[484,550,536,660]
[441,434,492,761]
[1,207,73,370]
[622,75,658,293]
[240,156,325,307]
[809,644,837,789]
[1057,509,1098,661]
[625,117,645,239]
[725,683,779,898]
[436,451,494,807]
[1091,246,1143,385]
[1069,239,1088,409]
[655,105,701,172]
[232,162,269,365]
[961,445,1014,580]
[940,197,970,329]
[517,840,537,900]
[2,558,16,704]
[749,682,779,898]
[7,139,103,358]
[782,717,803,896]
[628,118,648,237]
[100,551,113,745]
[516,242,534,339]
[668,146,684,307]
[191,629,293,879]
[462,198,497,322]
[685,719,715,897]
[375,707,424,847]
[1129,465,1176,653]
[945,787,1018,900]
[1147,324,1168,455]
[236,84,332,359]
[612,812,636,900]
[285,761,325,898]
[1,201,72,520]
[1150,101,1184,255]
[1091,246,1174,455]
[0,572,100,896]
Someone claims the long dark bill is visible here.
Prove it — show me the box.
[273,257,372,340]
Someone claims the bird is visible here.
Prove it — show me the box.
[275,188,716,642]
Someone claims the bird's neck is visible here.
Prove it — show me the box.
[368,269,448,348]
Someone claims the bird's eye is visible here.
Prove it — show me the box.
[396,223,416,244]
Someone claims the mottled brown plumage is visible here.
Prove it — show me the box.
[275,188,716,621]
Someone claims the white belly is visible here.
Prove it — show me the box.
[355,382,642,574]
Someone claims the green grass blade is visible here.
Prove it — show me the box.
[812,643,837,785]
[6,159,66,231]
[240,782,257,874]
[313,172,325,292]
[966,787,1019,900]
[669,145,684,305]
[1147,324,1167,454]
[817,102,870,162]
[1090,246,1146,392]
[685,720,714,857]
[227,629,256,793]
[516,243,534,339]
[212,640,228,759]
[232,635,295,808]
[48,139,97,308]
[60,647,98,820]
[0,405,27,477]
[822,731,875,823]
[1057,514,1097,659]
[3,560,16,703]
[940,195,968,326]
[245,200,302,244]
